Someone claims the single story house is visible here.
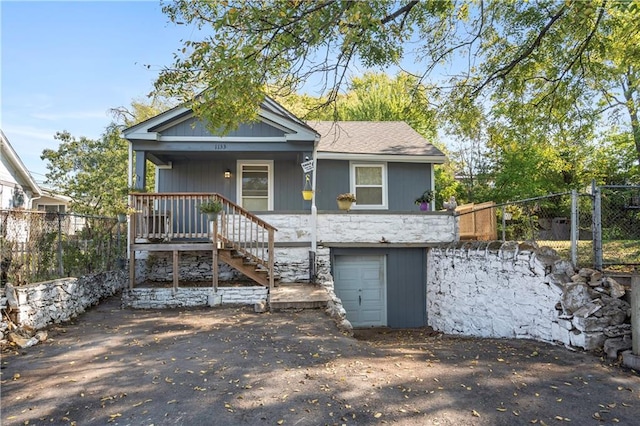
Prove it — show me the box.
[122,97,457,327]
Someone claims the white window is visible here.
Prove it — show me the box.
[237,160,273,211]
[350,163,387,209]
[38,204,66,213]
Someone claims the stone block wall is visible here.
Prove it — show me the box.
[427,242,631,353]
[3,271,127,329]
[122,286,268,309]
[427,242,570,342]
[140,252,241,283]
[317,213,456,244]
[139,244,332,285]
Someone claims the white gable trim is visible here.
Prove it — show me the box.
[123,99,318,143]
[123,105,190,136]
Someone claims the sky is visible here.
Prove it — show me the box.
[1,0,199,184]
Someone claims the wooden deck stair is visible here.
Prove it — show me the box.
[218,247,279,288]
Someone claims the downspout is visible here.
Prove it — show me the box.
[29,192,42,210]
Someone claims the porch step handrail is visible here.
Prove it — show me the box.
[129,192,277,288]
[215,193,277,288]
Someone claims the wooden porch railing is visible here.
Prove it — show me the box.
[129,192,277,288]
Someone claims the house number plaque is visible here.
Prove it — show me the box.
[212,144,227,150]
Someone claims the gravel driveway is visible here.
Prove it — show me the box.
[2,295,639,425]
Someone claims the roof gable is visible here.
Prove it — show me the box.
[0,129,42,196]
[123,97,318,143]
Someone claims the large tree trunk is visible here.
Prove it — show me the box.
[623,71,640,167]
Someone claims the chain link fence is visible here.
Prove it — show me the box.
[596,185,640,271]
[456,185,640,272]
[0,210,126,286]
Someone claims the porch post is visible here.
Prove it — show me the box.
[134,150,147,190]
[129,210,136,289]
[212,219,219,292]
[310,140,319,282]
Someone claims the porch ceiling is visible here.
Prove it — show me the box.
[146,150,305,165]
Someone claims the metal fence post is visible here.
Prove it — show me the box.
[592,182,603,271]
[570,189,578,267]
[501,205,506,242]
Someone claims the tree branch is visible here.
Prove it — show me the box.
[472,2,569,96]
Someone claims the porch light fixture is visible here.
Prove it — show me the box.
[224,169,231,179]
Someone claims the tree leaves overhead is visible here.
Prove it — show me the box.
[156,0,640,169]
[156,0,454,131]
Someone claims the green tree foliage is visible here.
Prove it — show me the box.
[41,125,130,216]
[590,130,640,184]
[41,99,170,216]
[156,0,640,187]
[277,72,464,207]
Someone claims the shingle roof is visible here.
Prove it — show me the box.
[309,121,445,157]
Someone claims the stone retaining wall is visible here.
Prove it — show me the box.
[3,270,127,330]
[427,242,631,352]
[121,286,268,309]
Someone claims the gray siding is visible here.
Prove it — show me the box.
[316,160,432,211]
[386,248,426,328]
[156,157,434,213]
[388,162,432,211]
[162,118,286,138]
[157,154,309,210]
[331,247,427,328]
[158,159,236,196]
[274,153,313,210]
[315,160,350,210]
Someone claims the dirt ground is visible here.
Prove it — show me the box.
[2,295,640,426]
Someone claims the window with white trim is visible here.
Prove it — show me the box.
[350,163,387,209]
[237,160,273,211]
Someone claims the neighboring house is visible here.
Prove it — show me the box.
[32,187,72,214]
[123,97,457,328]
[0,129,42,210]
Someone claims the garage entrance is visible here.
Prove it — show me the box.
[332,248,427,328]
[333,255,387,327]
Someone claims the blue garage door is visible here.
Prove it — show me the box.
[333,255,387,327]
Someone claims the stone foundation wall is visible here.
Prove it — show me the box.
[317,213,455,244]
[3,271,127,330]
[140,252,242,283]
[122,286,268,309]
[261,212,456,244]
[139,246,333,285]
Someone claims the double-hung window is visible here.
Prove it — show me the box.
[350,163,387,209]
[237,160,273,211]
